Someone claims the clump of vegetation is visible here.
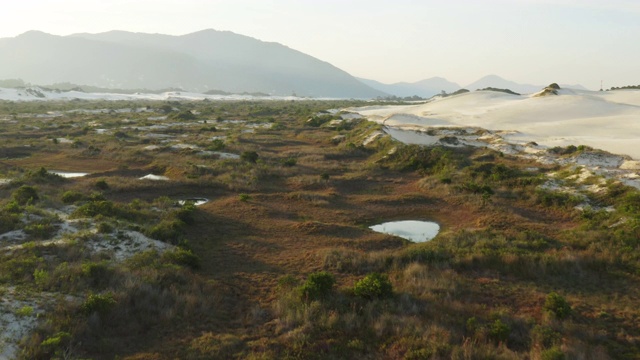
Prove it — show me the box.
[353,272,393,299]
[476,87,520,95]
[300,271,335,300]
[81,292,117,316]
[488,319,511,343]
[95,179,109,190]
[170,110,196,120]
[544,292,572,319]
[240,150,259,163]
[61,190,85,204]
[13,185,39,205]
[163,247,201,270]
[541,347,566,360]
[548,144,590,155]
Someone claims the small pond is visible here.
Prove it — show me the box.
[369,220,440,243]
[49,171,89,178]
[178,198,209,206]
[139,174,169,181]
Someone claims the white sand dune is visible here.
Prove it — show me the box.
[352,89,640,160]
[0,87,316,102]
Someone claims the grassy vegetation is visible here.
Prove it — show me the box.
[0,98,638,359]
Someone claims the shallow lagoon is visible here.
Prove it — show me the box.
[369,220,440,243]
[49,171,89,178]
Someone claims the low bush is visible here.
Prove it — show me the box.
[353,272,393,299]
[24,221,57,239]
[488,319,510,343]
[61,190,85,204]
[300,271,335,301]
[241,151,259,163]
[163,248,201,270]
[81,292,117,316]
[95,179,110,190]
[147,219,185,243]
[281,158,297,167]
[72,200,117,218]
[544,292,571,319]
[541,347,565,360]
[13,185,39,205]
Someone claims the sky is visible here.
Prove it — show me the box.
[2,0,640,89]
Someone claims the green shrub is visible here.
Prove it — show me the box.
[466,317,478,335]
[72,200,117,218]
[277,274,299,290]
[81,292,116,316]
[208,139,225,151]
[544,292,571,319]
[385,145,463,173]
[16,305,34,317]
[241,151,259,163]
[541,347,565,360]
[532,325,561,347]
[24,221,57,239]
[0,210,20,233]
[535,190,582,208]
[174,203,197,225]
[163,248,201,270]
[82,261,111,288]
[488,319,510,343]
[4,200,21,214]
[61,190,85,204]
[40,331,72,352]
[13,185,39,205]
[33,269,50,289]
[353,272,393,299]
[455,181,493,195]
[170,110,196,120]
[26,167,64,183]
[239,194,251,202]
[147,219,185,243]
[95,179,109,190]
[281,158,297,167]
[97,222,114,234]
[300,271,335,300]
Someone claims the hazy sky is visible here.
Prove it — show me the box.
[2,0,639,89]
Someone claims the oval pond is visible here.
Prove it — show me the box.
[369,220,440,243]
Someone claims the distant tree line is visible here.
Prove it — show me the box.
[375,94,427,101]
[609,85,640,91]
[476,87,520,95]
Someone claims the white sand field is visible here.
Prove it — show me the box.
[351,89,640,160]
[0,87,310,102]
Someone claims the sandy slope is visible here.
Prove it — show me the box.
[353,89,640,160]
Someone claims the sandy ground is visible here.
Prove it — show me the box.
[0,206,174,358]
[0,87,314,102]
[351,89,640,160]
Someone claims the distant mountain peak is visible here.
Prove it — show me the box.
[16,30,52,38]
[358,77,460,98]
[465,75,541,94]
[0,29,385,98]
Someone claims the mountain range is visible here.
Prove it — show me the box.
[0,30,589,99]
[0,30,385,98]
[359,74,590,98]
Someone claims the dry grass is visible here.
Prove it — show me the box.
[0,100,638,359]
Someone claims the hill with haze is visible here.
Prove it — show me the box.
[358,77,461,98]
[0,30,386,98]
[360,74,589,98]
[464,75,589,94]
